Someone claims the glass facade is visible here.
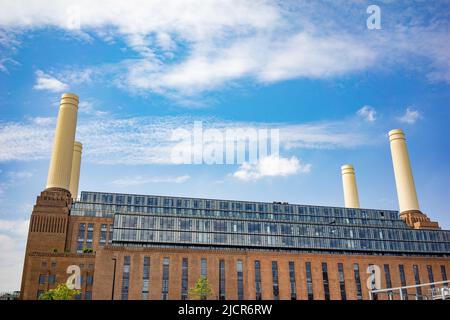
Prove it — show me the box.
[72,192,450,256]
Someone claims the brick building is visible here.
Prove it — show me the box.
[19,93,450,300]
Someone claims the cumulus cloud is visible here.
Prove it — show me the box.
[233,155,311,181]
[357,105,377,122]
[1,1,449,99]
[0,219,29,292]
[398,108,422,124]
[33,70,69,92]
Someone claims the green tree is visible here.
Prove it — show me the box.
[38,283,80,300]
[188,276,213,300]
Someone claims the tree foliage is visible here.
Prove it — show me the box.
[38,283,80,300]
[188,276,213,300]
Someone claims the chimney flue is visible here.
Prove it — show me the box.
[69,141,82,199]
[46,93,79,191]
[341,164,360,208]
[388,129,420,213]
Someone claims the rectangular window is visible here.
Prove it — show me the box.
[219,259,226,300]
[142,256,150,300]
[384,264,393,299]
[121,256,131,300]
[39,274,46,284]
[181,258,188,300]
[108,224,113,243]
[100,224,107,245]
[77,223,86,253]
[272,261,279,300]
[413,265,422,300]
[48,274,56,285]
[162,257,170,300]
[427,265,435,288]
[368,264,377,300]
[85,291,92,300]
[441,265,447,288]
[353,263,363,300]
[322,262,330,300]
[87,274,93,286]
[36,290,44,299]
[237,260,244,300]
[305,262,314,300]
[201,258,207,278]
[399,264,408,300]
[337,263,346,300]
[255,260,262,300]
[86,223,94,248]
[289,261,297,300]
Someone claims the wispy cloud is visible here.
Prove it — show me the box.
[357,105,377,122]
[111,174,190,187]
[233,155,311,181]
[398,107,422,124]
[33,70,69,92]
[0,114,378,164]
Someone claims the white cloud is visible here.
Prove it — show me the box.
[0,114,377,164]
[111,174,190,187]
[233,155,311,181]
[357,105,377,122]
[0,219,29,292]
[398,108,422,124]
[33,70,69,92]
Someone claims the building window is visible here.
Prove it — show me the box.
[86,223,94,248]
[368,264,377,300]
[48,274,56,285]
[181,258,188,300]
[87,274,94,286]
[108,224,114,243]
[162,257,170,300]
[399,264,408,300]
[441,265,447,287]
[353,263,362,300]
[413,265,422,300]
[77,223,86,253]
[51,261,56,268]
[322,262,330,300]
[305,262,314,300]
[272,261,279,300]
[121,256,131,300]
[255,260,262,300]
[236,260,244,300]
[337,263,346,300]
[219,259,226,300]
[288,261,297,300]
[142,256,150,300]
[201,258,207,278]
[383,264,393,299]
[36,290,44,299]
[85,291,92,300]
[39,274,46,284]
[427,265,435,288]
[100,224,107,245]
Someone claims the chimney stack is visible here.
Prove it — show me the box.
[69,141,82,199]
[388,129,420,213]
[46,93,79,192]
[388,129,440,229]
[341,164,360,208]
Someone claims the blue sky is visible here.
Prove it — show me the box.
[0,0,449,291]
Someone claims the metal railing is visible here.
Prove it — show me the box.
[369,280,450,300]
